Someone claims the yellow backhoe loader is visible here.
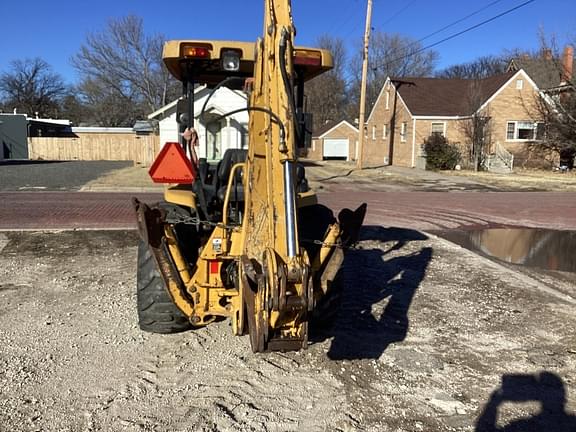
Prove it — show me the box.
[133,0,366,352]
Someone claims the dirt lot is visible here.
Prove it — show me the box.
[1,228,575,431]
[1,161,575,431]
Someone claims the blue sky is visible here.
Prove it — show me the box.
[0,0,574,84]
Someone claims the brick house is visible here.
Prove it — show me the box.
[307,119,359,161]
[508,46,575,168]
[507,46,574,92]
[363,69,544,169]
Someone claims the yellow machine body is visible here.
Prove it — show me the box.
[134,0,365,352]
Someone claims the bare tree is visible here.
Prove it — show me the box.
[59,93,90,126]
[72,15,179,125]
[305,35,348,127]
[459,82,493,171]
[348,31,438,118]
[460,112,493,171]
[529,33,576,169]
[535,89,576,169]
[0,58,67,117]
[77,78,143,127]
[436,55,508,79]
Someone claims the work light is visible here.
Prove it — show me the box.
[222,50,240,72]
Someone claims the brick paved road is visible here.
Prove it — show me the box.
[321,190,576,231]
[1,191,575,231]
[0,192,160,230]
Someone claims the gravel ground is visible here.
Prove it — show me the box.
[1,160,575,431]
[0,161,132,191]
[1,229,575,431]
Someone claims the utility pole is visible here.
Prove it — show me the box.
[356,0,373,170]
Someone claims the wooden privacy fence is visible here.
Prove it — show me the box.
[28,133,161,166]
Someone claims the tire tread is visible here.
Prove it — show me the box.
[136,240,191,334]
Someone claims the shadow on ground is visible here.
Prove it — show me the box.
[475,371,576,431]
[300,160,322,167]
[0,160,64,166]
[311,225,432,360]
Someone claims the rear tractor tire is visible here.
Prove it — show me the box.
[136,240,192,334]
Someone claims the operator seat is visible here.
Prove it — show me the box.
[213,148,310,202]
[216,149,248,202]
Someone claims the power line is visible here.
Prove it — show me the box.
[380,0,419,27]
[413,0,506,46]
[325,0,362,37]
[371,0,507,66]
[341,6,371,41]
[373,0,537,71]
[344,0,419,41]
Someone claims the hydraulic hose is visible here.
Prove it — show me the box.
[279,28,301,147]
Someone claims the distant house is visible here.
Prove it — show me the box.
[0,114,73,160]
[507,46,574,92]
[363,69,544,170]
[148,86,249,162]
[507,46,574,168]
[28,118,72,137]
[307,119,359,161]
[0,114,28,160]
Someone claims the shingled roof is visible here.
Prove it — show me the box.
[312,118,358,138]
[507,56,574,89]
[390,71,517,117]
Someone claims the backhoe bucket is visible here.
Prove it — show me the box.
[339,203,367,248]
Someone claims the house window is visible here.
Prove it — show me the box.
[207,120,225,160]
[372,126,376,140]
[385,91,390,110]
[516,79,523,89]
[506,121,544,141]
[400,122,407,142]
[431,122,445,137]
[241,125,249,149]
[383,124,388,139]
[506,122,515,140]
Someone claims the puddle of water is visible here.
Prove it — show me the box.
[435,228,576,273]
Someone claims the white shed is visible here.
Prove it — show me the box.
[148,86,249,162]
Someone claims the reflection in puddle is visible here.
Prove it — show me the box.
[436,228,576,273]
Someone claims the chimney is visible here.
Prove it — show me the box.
[561,45,574,83]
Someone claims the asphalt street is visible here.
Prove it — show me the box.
[0,160,132,191]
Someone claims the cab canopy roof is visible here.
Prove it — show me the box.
[163,40,333,86]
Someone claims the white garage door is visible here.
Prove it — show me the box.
[323,138,349,160]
